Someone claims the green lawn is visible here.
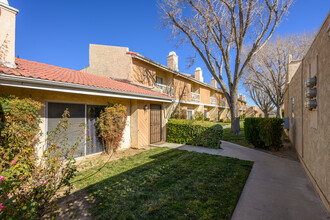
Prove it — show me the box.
[73,148,253,219]
[218,122,231,126]
[222,123,254,148]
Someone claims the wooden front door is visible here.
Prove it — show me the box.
[150,104,162,144]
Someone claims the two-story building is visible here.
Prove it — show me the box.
[81,44,247,122]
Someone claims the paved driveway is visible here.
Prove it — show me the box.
[151,141,329,220]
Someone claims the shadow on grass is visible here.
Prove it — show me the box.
[58,148,253,220]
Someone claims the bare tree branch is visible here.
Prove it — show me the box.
[159,0,293,134]
[244,31,314,118]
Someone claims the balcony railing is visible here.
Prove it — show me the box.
[210,97,217,105]
[191,92,200,102]
[155,83,174,96]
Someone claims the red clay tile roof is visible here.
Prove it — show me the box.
[126,51,138,55]
[0,58,171,99]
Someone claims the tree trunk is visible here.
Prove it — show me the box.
[276,106,282,118]
[229,90,241,135]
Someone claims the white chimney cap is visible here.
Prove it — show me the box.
[196,67,202,71]
[168,51,177,56]
[0,0,9,5]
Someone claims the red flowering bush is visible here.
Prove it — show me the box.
[96,104,128,154]
[0,96,83,218]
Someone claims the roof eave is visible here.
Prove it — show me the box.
[0,73,173,103]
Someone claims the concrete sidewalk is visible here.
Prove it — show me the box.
[151,142,329,220]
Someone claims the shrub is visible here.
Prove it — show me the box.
[205,118,210,121]
[167,119,223,148]
[194,111,204,121]
[170,105,187,119]
[0,96,83,218]
[96,104,128,154]
[219,119,224,122]
[244,118,284,151]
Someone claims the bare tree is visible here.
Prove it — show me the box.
[244,32,314,118]
[246,85,274,117]
[159,0,292,134]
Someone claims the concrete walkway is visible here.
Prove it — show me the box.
[151,141,329,220]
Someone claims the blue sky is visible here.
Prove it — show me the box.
[10,0,330,106]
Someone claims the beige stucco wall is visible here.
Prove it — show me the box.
[81,44,132,80]
[200,86,210,104]
[173,76,191,101]
[131,58,174,89]
[284,13,330,211]
[0,4,17,67]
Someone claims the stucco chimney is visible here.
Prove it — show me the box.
[194,67,204,82]
[211,77,217,87]
[287,54,302,84]
[0,0,18,68]
[167,51,178,71]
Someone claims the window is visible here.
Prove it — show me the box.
[47,102,86,158]
[187,108,194,120]
[47,102,105,158]
[204,110,209,118]
[156,76,163,84]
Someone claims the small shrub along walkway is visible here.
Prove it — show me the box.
[167,119,223,149]
[222,121,298,161]
[72,147,253,219]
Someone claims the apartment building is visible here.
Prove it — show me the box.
[0,1,171,155]
[81,44,247,122]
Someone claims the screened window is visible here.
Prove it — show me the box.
[187,109,193,120]
[48,103,86,158]
[156,76,163,84]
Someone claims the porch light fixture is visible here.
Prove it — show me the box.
[144,105,149,111]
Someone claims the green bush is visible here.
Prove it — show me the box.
[167,119,223,149]
[194,111,204,121]
[0,96,83,218]
[244,118,284,151]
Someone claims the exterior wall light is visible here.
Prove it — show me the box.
[144,105,149,111]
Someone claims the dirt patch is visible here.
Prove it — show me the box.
[43,147,152,219]
[255,136,299,161]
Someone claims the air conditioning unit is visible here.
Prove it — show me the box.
[305,88,317,98]
[305,100,317,110]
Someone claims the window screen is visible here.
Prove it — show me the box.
[47,103,86,158]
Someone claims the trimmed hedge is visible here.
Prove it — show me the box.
[167,119,223,149]
[244,118,284,151]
